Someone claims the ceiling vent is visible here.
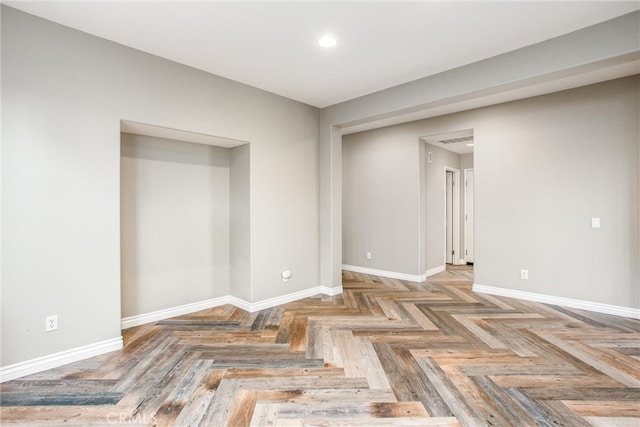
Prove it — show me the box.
[438,135,473,144]
[420,129,474,154]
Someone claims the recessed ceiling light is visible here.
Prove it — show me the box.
[466,143,474,147]
[318,35,337,48]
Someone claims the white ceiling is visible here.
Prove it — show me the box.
[4,1,639,108]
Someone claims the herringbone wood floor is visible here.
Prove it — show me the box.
[1,266,639,426]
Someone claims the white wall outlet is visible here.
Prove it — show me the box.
[281,270,292,282]
[591,217,601,228]
[366,251,372,260]
[45,315,58,332]
[520,269,529,280]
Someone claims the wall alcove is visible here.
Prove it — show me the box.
[119,121,250,326]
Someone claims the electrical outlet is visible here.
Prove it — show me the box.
[366,252,372,260]
[45,315,58,332]
[520,269,528,280]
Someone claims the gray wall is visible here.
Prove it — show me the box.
[1,7,319,367]
[460,153,474,261]
[320,11,639,289]
[424,143,463,270]
[120,133,232,318]
[230,144,251,302]
[2,5,638,371]
[474,77,638,307]
[342,130,420,274]
[341,76,639,309]
[460,154,474,171]
[343,136,471,274]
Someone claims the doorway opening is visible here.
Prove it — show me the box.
[445,167,460,265]
[421,128,474,273]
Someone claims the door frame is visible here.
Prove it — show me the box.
[444,167,461,265]
[463,168,474,264]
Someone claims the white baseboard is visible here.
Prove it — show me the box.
[342,264,425,282]
[3,284,344,382]
[230,285,344,313]
[0,337,123,383]
[473,283,640,320]
[425,265,446,277]
[122,286,344,327]
[121,296,232,329]
[320,285,344,297]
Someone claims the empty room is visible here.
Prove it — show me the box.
[1,1,639,426]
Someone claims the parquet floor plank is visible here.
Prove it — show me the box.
[2,265,638,426]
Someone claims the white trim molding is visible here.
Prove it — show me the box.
[0,337,123,383]
[343,264,425,282]
[320,285,344,297]
[122,287,344,329]
[230,286,344,313]
[473,283,640,320]
[443,167,461,266]
[121,296,232,329]
[2,285,345,382]
[425,265,446,278]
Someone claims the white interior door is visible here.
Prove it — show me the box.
[464,169,474,263]
[445,171,454,264]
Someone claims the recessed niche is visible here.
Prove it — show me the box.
[119,121,250,323]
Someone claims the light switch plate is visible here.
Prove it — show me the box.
[591,217,601,228]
